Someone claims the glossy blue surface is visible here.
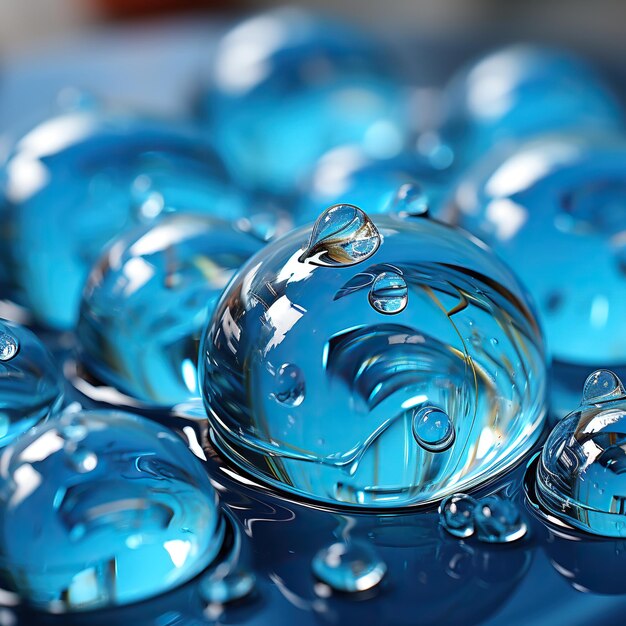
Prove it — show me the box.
[77,214,264,407]
[0,408,224,612]
[200,206,547,508]
[443,45,624,163]
[200,8,412,194]
[0,111,245,329]
[0,319,64,447]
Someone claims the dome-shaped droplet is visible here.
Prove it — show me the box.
[535,374,626,537]
[0,319,63,448]
[473,496,527,543]
[1,110,247,329]
[368,272,408,315]
[312,541,386,593]
[201,214,547,508]
[447,133,626,370]
[272,364,305,407]
[76,214,263,407]
[294,148,449,227]
[300,205,381,267]
[412,406,455,452]
[582,369,625,404]
[200,8,412,194]
[391,183,430,218]
[0,409,224,612]
[0,325,18,362]
[442,45,622,166]
[439,493,477,538]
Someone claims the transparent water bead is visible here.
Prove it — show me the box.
[369,271,408,315]
[447,134,626,366]
[77,214,263,407]
[412,406,455,452]
[473,496,527,543]
[1,110,245,329]
[443,45,623,163]
[535,370,626,537]
[0,319,63,447]
[0,332,18,362]
[201,8,411,194]
[312,541,386,593]
[200,206,547,508]
[200,569,256,605]
[439,493,477,538]
[300,204,381,267]
[295,147,449,227]
[0,409,224,611]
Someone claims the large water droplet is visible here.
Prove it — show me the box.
[0,409,224,612]
[391,183,429,218]
[412,406,455,452]
[0,319,63,448]
[0,326,18,362]
[473,496,527,543]
[368,272,408,314]
[312,541,386,593]
[582,369,625,404]
[439,493,477,538]
[300,205,381,267]
[535,373,626,537]
[272,363,305,407]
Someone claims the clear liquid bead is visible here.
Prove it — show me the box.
[439,493,477,538]
[200,206,547,508]
[312,541,386,593]
[1,110,246,329]
[200,8,412,194]
[535,370,626,537]
[0,409,224,611]
[295,147,449,226]
[473,496,527,543]
[0,319,63,447]
[443,45,623,164]
[77,214,264,407]
[447,134,626,367]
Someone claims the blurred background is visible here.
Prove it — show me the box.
[3,0,626,58]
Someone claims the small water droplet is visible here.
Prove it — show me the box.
[391,183,429,218]
[0,327,19,362]
[300,204,380,267]
[312,541,386,593]
[368,272,408,314]
[582,369,626,403]
[200,567,256,605]
[473,496,527,543]
[412,406,455,452]
[439,493,477,538]
[272,363,305,407]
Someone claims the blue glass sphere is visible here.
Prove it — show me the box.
[0,318,63,447]
[0,408,224,611]
[0,110,245,329]
[443,45,623,161]
[536,370,626,537]
[295,147,450,226]
[77,214,264,407]
[201,8,411,194]
[200,205,547,508]
[447,134,626,366]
